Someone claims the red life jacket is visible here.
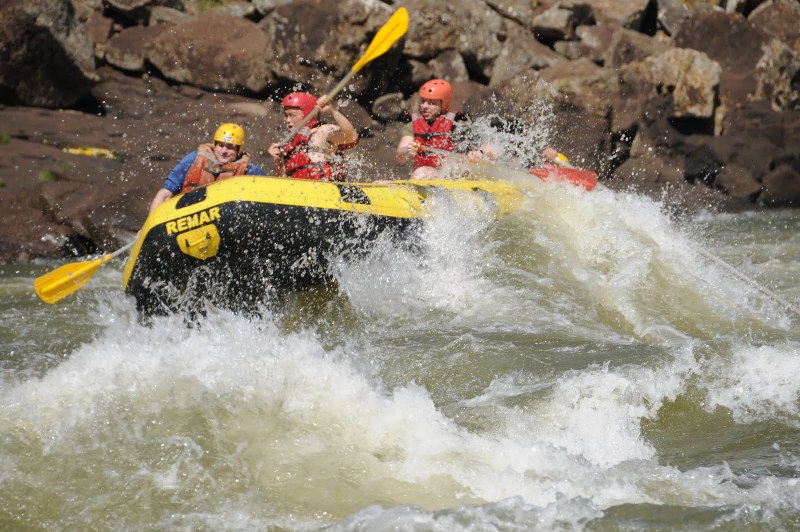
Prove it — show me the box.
[412,112,457,169]
[282,126,357,181]
[180,143,251,193]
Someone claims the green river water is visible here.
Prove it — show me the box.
[2,176,799,530]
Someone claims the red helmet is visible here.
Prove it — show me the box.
[419,79,452,112]
[281,92,318,125]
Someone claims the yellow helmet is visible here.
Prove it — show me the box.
[213,123,245,148]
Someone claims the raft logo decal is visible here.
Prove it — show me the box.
[176,224,221,260]
[165,207,221,236]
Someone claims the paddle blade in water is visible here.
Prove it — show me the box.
[352,8,409,73]
[34,256,107,304]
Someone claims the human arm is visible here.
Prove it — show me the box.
[447,115,496,162]
[148,151,195,215]
[395,134,420,164]
[466,146,498,163]
[542,147,559,163]
[395,119,421,164]
[267,143,286,176]
[316,96,358,147]
[246,163,267,176]
[160,151,196,194]
[540,147,574,167]
[148,188,174,215]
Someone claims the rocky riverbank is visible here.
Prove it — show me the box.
[1,0,799,264]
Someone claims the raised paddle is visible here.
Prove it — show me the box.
[34,241,135,304]
[422,146,599,191]
[280,7,409,144]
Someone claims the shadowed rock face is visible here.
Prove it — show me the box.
[0,0,799,264]
[0,0,98,107]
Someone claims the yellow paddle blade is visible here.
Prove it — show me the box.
[351,7,409,73]
[280,7,409,145]
[34,255,109,304]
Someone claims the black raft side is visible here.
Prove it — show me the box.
[125,198,421,316]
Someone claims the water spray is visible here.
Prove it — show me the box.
[697,248,800,319]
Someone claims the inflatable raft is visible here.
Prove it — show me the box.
[122,175,522,315]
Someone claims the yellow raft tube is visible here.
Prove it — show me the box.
[123,175,521,315]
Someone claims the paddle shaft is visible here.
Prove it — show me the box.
[279,71,356,145]
[422,146,533,174]
[279,7,408,145]
[424,145,573,169]
[421,146,521,171]
[109,240,136,259]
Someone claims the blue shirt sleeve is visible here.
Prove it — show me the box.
[246,163,266,176]
[162,151,197,194]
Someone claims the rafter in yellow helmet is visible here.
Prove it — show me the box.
[213,123,245,148]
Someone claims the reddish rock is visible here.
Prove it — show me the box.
[105,25,166,72]
[761,165,800,207]
[149,14,271,93]
[1,0,799,266]
[749,1,800,53]
[715,164,762,200]
[84,10,114,57]
[673,11,769,110]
